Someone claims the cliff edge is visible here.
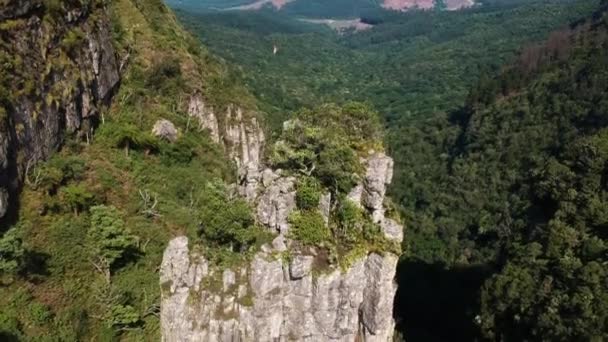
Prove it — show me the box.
[160,104,403,341]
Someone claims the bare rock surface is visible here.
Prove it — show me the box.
[187,95,265,201]
[161,147,403,341]
[153,120,178,142]
[161,237,399,342]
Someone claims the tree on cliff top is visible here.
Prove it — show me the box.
[271,102,382,194]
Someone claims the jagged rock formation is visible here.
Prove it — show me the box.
[160,145,403,341]
[349,153,403,243]
[187,94,265,200]
[0,0,120,218]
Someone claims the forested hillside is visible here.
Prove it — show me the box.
[0,0,264,339]
[2,0,607,340]
[171,0,608,340]
[176,0,598,130]
[396,3,608,340]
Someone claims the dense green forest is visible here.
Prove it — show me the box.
[171,0,608,340]
[174,0,600,259]
[1,0,607,340]
[175,0,598,131]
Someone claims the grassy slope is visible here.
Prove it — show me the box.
[0,0,260,340]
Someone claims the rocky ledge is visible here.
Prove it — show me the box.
[160,149,403,341]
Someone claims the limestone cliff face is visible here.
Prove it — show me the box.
[187,94,265,201]
[0,0,120,217]
[160,148,403,341]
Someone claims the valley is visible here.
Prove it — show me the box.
[0,0,606,341]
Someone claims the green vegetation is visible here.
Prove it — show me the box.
[172,0,606,340]
[271,103,380,193]
[61,28,85,51]
[109,304,141,330]
[289,210,330,246]
[1,0,606,340]
[274,102,397,267]
[0,0,263,339]
[295,177,322,210]
[61,184,95,215]
[99,123,159,157]
[88,205,139,276]
[334,199,363,238]
[0,226,24,284]
[197,182,269,254]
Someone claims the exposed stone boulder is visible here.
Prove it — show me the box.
[161,150,404,341]
[361,253,399,341]
[223,269,236,291]
[186,95,266,202]
[272,235,287,252]
[319,192,332,225]
[224,105,265,171]
[381,218,404,242]
[239,165,260,202]
[160,237,208,293]
[152,119,178,142]
[347,184,364,207]
[362,152,394,212]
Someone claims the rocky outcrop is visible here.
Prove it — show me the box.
[187,95,264,169]
[0,0,40,21]
[187,95,265,201]
[160,151,403,341]
[0,0,120,218]
[162,237,399,342]
[349,153,403,242]
[187,94,220,144]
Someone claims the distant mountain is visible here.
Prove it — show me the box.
[165,0,475,17]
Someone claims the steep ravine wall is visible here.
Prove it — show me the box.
[0,0,120,218]
[0,0,263,221]
[160,116,403,341]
